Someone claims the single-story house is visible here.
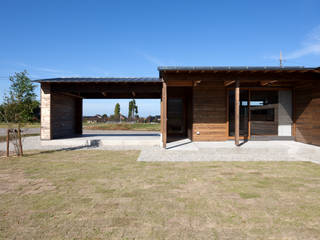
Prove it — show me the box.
[35,66,320,148]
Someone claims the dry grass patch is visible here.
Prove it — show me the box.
[0,150,320,239]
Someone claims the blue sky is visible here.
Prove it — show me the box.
[0,0,319,116]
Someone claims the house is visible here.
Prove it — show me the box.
[83,114,103,123]
[120,114,127,121]
[35,66,320,148]
[145,115,161,123]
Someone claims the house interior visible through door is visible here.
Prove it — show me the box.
[228,89,293,138]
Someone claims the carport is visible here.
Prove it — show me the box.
[36,78,162,142]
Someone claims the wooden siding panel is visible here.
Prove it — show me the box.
[193,81,227,141]
[295,80,320,146]
[51,94,78,139]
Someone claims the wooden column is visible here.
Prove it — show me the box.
[235,80,240,146]
[161,81,167,148]
[75,98,83,135]
[6,129,9,157]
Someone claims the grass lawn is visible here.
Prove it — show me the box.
[1,150,320,239]
[83,122,160,131]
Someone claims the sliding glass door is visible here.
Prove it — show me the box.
[228,89,292,138]
[250,91,278,135]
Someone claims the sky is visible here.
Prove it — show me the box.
[0,0,319,117]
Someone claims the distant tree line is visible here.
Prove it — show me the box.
[83,100,158,124]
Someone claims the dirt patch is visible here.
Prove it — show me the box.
[0,170,56,195]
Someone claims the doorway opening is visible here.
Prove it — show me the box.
[228,89,293,139]
[167,87,193,143]
[82,98,161,146]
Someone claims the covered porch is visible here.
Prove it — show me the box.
[159,66,320,148]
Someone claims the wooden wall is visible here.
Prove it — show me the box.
[192,80,227,141]
[295,80,320,146]
[162,71,320,144]
[51,93,82,139]
[161,72,228,141]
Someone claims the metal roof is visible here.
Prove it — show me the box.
[158,66,319,71]
[33,77,161,83]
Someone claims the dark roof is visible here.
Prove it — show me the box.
[33,77,161,83]
[158,66,320,71]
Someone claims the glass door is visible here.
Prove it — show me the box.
[250,90,278,136]
[228,90,249,137]
[167,98,185,136]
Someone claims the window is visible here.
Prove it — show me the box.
[251,109,274,121]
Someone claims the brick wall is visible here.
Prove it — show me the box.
[40,83,51,140]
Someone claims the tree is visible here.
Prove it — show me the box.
[114,103,120,121]
[128,99,138,120]
[128,101,133,119]
[0,104,4,122]
[0,70,37,156]
[0,100,40,123]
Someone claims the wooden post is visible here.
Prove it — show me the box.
[235,80,240,146]
[161,81,167,148]
[18,127,23,156]
[248,89,251,139]
[6,129,9,157]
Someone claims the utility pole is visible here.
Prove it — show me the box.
[280,51,283,68]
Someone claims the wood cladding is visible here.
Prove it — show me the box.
[193,80,227,141]
[295,80,320,146]
[51,94,79,139]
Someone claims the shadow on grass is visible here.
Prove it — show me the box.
[24,140,101,157]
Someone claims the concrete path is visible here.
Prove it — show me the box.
[1,133,320,164]
[41,130,160,147]
[0,130,161,152]
[138,139,320,164]
[0,127,40,136]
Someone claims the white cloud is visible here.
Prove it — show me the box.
[285,25,320,60]
[0,61,75,78]
[136,50,164,66]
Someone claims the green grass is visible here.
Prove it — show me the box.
[83,122,160,131]
[1,150,320,239]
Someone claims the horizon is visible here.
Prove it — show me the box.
[1,0,319,116]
